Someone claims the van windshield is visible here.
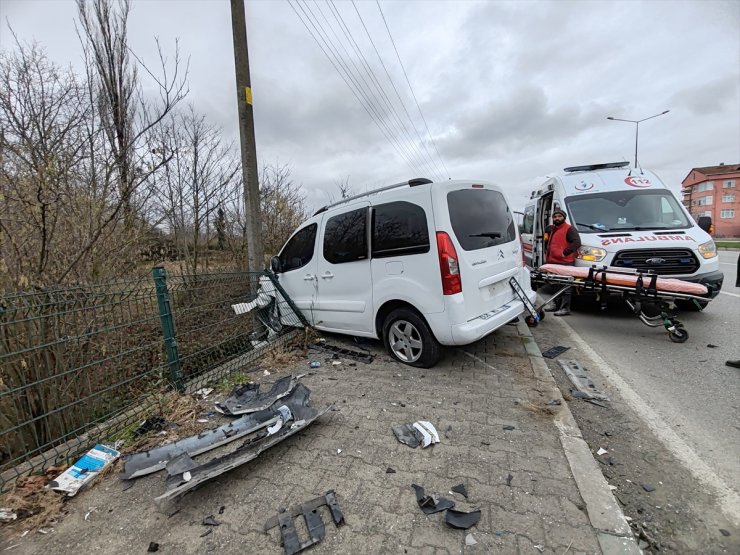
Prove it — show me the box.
[565,190,691,233]
[447,189,516,250]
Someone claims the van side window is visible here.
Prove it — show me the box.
[323,208,368,264]
[279,224,318,272]
[447,189,517,251]
[522,206,534,234]
[372,201,430,258]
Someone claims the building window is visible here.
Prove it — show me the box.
[724,180,736,188]
[722,195,735,203]
[720,209,735,218]
[696,196,713,206]
[697,181,714,192]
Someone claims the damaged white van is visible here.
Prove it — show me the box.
[270,178,536,367]
[521,162,724,305]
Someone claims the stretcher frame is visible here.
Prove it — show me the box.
[514,266,709,343]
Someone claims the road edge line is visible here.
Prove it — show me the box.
[555,315,740,526]
[517,319,642,555]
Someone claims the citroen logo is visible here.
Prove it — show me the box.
[497,250,505,260]
[646,257,666,264]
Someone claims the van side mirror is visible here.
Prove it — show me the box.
[697,216,712,233]
[270,256,282,273]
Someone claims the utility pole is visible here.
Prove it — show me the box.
[230,0,263,274]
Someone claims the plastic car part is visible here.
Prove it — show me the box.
[263,490,345,555]
[214,375,298,416]
[445,508,481,529]
[411,484,455,514]
[558,360,610,401]
[309,341,374,363]
[392,421,440,448]
[450,484,469,499]
[155,384,330,502]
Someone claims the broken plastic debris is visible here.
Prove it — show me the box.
[392,421,440,449]
[719,529,731,537]
[337,449,342,454]
[147,542,159,552]
[309,361,321,368]
[195,388,214,398]
[0,508,17,523]
[132,416,167,438]
[202,515,221,526]
[465,534,477,546]
[49,444,120,496]
[386,467,396,474]
[534,545,544,552]
[597,447,608,456]
[445,508,481,529]
[215,375,299,416]
[197,419,209,423]
[541,345,570,359]
[263,369,271,376]
[200,529,212,538]
[641,483,656,492]
[450,484,469,499]
[411,484,455,514]
[559,360,610,401]
[502,425,515,431]
[331,360,342,366]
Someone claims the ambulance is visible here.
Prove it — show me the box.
[520,162,724,305]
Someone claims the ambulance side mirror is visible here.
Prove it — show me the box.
[697,216,712,234]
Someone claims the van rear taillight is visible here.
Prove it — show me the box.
[436,231,462,295]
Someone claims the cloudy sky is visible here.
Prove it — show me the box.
[1,0,739,212]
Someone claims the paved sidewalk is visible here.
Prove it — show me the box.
[5,322,635,554]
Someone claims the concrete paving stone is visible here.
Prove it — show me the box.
[409,516,464,552]
[487,506,547,541]
[505,489,578,519]
[544,520,603,554]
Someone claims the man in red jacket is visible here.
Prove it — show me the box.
[544,208,581,316]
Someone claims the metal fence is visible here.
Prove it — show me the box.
[0,268,306,491]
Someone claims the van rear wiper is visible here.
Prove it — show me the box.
[576,222,611,231]
[469,231,501,238]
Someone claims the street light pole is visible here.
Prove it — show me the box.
[607,110,669,168]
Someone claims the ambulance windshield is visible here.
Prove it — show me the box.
[565,190,691,233]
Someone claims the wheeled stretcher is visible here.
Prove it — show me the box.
[510,264,710,343]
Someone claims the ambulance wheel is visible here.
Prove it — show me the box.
[383,308,441,368]
[668,327,689,343]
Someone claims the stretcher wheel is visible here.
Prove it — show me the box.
[525,314,539,327]
[668,327,689,343]
[537,309,545,322]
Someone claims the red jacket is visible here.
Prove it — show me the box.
[546,222,578,264]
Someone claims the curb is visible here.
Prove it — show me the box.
[516,318,642,555]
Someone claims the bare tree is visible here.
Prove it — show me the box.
[326,175,354,204]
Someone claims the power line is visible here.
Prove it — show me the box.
[376,0,450,179]
[288,1,426,177]
[350,0,446,180]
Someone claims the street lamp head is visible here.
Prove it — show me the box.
[607,116,615,120]
[661,110,670,115]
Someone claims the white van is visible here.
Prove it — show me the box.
[520,162,724,304]
[270,178,536,367]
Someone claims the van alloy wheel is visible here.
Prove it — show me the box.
[389,320,423,363]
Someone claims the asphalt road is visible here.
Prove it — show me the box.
[554,249,739,497]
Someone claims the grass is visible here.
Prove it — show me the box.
[715,240,740,249]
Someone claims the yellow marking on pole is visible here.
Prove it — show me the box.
[245,86,252,105]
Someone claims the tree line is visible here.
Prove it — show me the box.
[0,0,309,288]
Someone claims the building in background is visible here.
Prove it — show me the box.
[682,163,740,237]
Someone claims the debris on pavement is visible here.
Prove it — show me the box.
[450,484,468,499]
[707,344,718,348]
[641,483,656,492]
[155,384,330,502]
[263,490,345,555]
[195,388,214,399]
[386,467,396,474]
[200,529,213,538]
[411,484,455,514]
[202,515,220,526]
[215,375,299,416]
[596,447,608,456]
[558,360,610,401]
[132,416,168,438]
[719,529,731,536]
[49,444,120,496]
[541,345,570,359]
[445,508,481,529]
[392,421,440,448]
[310,341,374,364]
[502,425,515,431]
[309,361,321,368]
[147,542,159,552]
[506,473,513,487]
[465,533,477,546]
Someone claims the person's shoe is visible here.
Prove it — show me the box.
[726,360,740,369]
[554,308,571,316]
[544,303,559,312]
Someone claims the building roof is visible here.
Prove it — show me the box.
[682,164,740,186]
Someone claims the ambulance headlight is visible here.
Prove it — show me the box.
[698,240,717,259]
[577,246,607,262]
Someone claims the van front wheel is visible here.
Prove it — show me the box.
[383,308,441,368]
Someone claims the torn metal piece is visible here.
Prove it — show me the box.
[155,385,330,502]
[411,484,455,514]
[392,421,440,449]
[264,491,345,555]
[558,360,610,401]
[122,406,285,479]
[450,484,468,499]
[541,345,570,359]
[445,508,481,529]
[215,375,298,416]
[309,342,374,363]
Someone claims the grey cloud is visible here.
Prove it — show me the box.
[670,76,739,116]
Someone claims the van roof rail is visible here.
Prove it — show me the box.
[563,161,630,173]
[313,177,433,216]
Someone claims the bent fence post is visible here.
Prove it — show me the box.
[153,266,184,392]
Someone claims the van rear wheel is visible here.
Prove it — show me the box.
[383,308,441,368]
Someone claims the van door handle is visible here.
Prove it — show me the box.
[321,272,334,279]
[304,274,317,281]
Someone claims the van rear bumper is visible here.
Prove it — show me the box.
[427,290,537,346]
